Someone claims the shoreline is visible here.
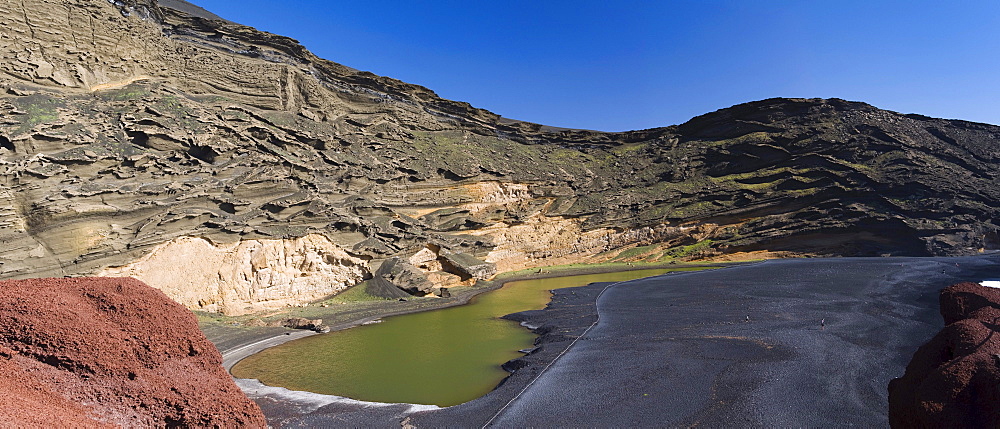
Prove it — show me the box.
[202,261,750,427]
[415,255,1000,427]
[221,254,1000,427]
[206,261,741,372]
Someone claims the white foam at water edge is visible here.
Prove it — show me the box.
[980,280,1000,288]
[234,378,440,413]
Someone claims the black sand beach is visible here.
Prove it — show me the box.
[211,255,1000,427]
[205,262,720,370]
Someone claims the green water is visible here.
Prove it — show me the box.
[231,268,686,406]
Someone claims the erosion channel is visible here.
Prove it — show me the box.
[231,268,705,406]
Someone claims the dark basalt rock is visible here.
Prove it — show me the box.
[501,358,531,373]
[370,257,435,297]
[888,282,1000,427]
[440,251,497,280]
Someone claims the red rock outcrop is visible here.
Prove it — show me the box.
[888,282,1000,428]
[0,277,266,427]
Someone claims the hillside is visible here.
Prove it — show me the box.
[1,0,998,314]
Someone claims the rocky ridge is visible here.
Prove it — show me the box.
[0,0,998,314]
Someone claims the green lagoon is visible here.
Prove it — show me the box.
[231,268,695,406]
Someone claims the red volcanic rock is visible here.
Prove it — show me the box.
[939,281,1000,325]
[889,282,1000,428]
[0,277,266,427]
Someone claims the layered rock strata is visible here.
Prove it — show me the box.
[99,234,368,315]
[0,276,266,427]
[0,0,998,313]
[888,282,1000,427]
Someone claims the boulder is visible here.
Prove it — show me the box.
[939,281,1000,325]
[427,270,464,288]
[368,257,435,297]
[409,247,441,271]
[276,317,323,330]
[0,277,266,427]
[888,282,1000,427]
[440,251,497,280]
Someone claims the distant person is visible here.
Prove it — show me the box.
[821,319,825,330]
[745,315,750,323]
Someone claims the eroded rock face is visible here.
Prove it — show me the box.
[0,277,266,427]
[372,246,495,297]
[100,234,369,315]
[888,282,1000,427]
[1,0,999,313]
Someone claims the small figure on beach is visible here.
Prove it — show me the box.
[820,319,825,330]
[745,314,750,323]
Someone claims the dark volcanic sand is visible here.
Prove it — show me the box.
[231,256,1000,427]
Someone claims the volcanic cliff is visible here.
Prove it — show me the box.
[0,276,266,426]
[1,0,998,314]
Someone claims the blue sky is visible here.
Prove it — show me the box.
[191,1,1000,131]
